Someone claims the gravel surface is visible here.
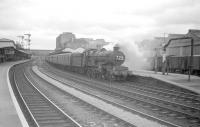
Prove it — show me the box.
[32,65,169,127]
[39,64,194,127]
[27,67,134,127]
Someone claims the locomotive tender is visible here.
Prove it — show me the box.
[46,45,131,80]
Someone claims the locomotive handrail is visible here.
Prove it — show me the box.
[163,36,194,81]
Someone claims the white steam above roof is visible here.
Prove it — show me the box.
[62,47,85,53]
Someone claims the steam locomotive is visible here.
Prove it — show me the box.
[45,45,131,80]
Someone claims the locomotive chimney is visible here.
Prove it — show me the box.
[113,44,120,51]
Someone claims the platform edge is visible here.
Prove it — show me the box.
[7,61,30,127]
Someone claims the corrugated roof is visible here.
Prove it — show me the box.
[0,38,15,42]
[188,29,200,38]
[0,38,16,48]
[168,34,185,39]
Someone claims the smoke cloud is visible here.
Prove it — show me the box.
[103,41,151,71]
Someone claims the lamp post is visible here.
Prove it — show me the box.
[154,48,158,74]
[188,38,194,81]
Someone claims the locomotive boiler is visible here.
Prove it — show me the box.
[94,46,125,66]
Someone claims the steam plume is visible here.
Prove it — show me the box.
[104,41,151,71]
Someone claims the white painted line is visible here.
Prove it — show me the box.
[14,72,39,127]
[24,71,82,127]
[7,61,30,127]
[33,66,169,127]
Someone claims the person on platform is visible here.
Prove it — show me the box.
[154,48,158,74]
[162,49,167,75]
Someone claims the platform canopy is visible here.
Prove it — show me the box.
[0,38,16,49]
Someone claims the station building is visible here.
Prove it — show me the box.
[139,29,200,58]
[0,38,16,62]
[155,29,200,57]
[0,38,31,63]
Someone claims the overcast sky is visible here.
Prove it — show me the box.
[0,0,200,50]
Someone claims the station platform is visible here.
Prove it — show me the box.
[133,70,200,94]
[0,61,28,127]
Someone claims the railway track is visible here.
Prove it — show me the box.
[26,66,136,127]
[127,76,200,101]
[42,63,200,109]
[117,81,200,108]
[39,62,200,127]
[12,62,136,127]
[43,62,200,108]
[12,63,82,127]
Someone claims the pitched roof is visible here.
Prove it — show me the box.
[0,38,14,42]
[188,29,200,38]
[168,34,185,39]
[0,38,16,48]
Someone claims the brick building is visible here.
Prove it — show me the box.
[55,32,109,51]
